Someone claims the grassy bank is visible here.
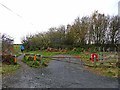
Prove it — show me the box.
[85,66,119,78]
[65,51,119,78]
[2,64,20,75]
[1,44,21,76]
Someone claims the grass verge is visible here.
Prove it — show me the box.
[85,66,119,78]
[2,63,20,75]
[65,51,119,78]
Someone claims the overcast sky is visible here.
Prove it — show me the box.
[0,0,119,44]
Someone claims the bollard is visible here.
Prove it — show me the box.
[34,54,36,61]
[14,55,17,64]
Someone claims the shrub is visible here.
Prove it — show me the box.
[2,55,15,65]
[32,61,40,66]
[28,56,34,61]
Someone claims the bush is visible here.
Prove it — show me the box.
[116,62,120,68]
[22,55,48,68]
[22,56,28,63]
[76,48,84,52]
[2,55,15,65]
[28,56,34,61]
[32,61,40,67]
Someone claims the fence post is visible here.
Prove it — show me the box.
[103,47,105,60]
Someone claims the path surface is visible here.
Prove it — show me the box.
[2,55,118,88]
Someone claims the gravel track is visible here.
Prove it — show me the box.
[2,55,118,88]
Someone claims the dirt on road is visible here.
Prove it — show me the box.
[2,55,118,88]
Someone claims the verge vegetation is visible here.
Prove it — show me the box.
[23,50,119,78]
